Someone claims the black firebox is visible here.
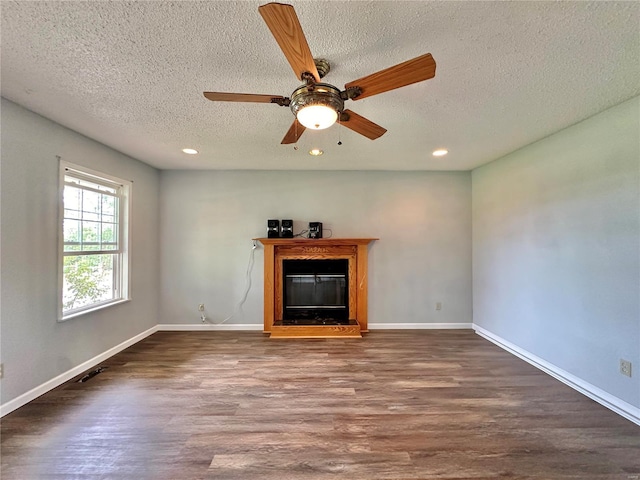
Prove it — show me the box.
[283,259,348,323]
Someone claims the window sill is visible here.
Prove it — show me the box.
[58,298,131,322]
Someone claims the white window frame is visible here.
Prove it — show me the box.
[58,161,131,321]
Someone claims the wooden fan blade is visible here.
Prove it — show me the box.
[344,53,436,101]
[281,118,306,144]
[259,3,320,82]
[340,109,387,140]
[203,92,286,103]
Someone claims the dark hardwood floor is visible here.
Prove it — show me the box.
[1,330,638,479]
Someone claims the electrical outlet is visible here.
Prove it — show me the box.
[620,359,632,377]
[436,302,442,310]
[198,304,207,323]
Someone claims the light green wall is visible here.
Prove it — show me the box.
[472,96,640,408]
[0,99,161,405]
[159,170,473,327]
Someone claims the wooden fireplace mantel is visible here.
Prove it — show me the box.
[256,238,377,338]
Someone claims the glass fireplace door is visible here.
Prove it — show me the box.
[283,259,348,321]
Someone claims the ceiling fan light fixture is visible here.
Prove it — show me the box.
[297,104,338,130]
[290,83,344,130]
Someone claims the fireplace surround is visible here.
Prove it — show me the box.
[256,238,377,338]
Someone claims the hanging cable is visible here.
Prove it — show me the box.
[205,242,257,325]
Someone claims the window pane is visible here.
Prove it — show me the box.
[82,190,101,221]
[82,211,100,222]
[81,221,100,245]
[64,208,81,220]
[64,186,81,212]
[63,219,80,245]
[102,223,118,248]
[102,195,116,216]
[63,254,116,312]
[63,183,120,253]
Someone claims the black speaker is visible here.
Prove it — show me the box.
[309,222,323,239]
[281,219,294,238]
[267,219,280,238]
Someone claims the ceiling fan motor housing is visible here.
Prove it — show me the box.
[290,83,344,129]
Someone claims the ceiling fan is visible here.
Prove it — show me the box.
[203,2,436,145]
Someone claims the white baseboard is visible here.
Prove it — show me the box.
[157,323,263,331]
[369,323,472,330]
[0,326,159,417]
[473,324,640,426]
[159,323,473,331]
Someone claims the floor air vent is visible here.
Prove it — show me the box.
[77,366,107,383]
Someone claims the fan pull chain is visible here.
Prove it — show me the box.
[337,115,342,146]
[293,119,299,150]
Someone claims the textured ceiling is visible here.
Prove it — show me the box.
[1,1,639,171]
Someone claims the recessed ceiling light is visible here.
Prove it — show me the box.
[309,149,324,156]
[432,149,448,157]
[182,148,198,155]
